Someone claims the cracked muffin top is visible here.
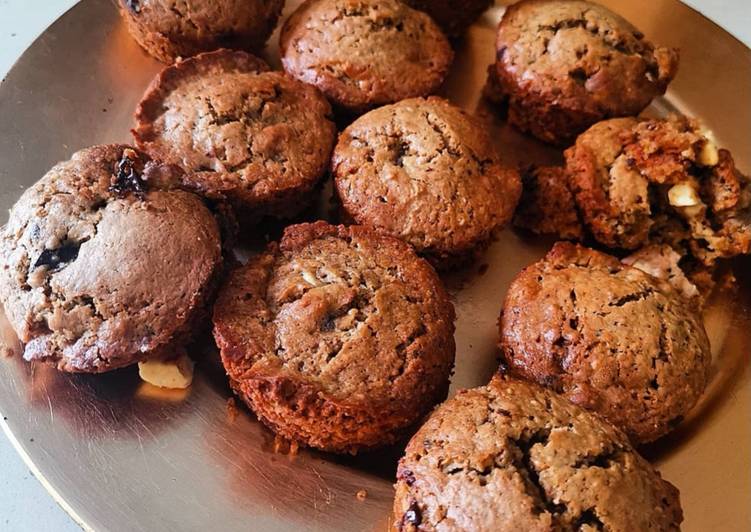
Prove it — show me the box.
[493,0,679,145]
[332,97,521,268]
[133,49,337,221]
[0,145,223,373]
[499,242,711,443]
[213,221,455,453]
[393,375,683,531]
[280,0,453,113]
[118,0,285,63]
[404,0,492,37]
[565,116,751,264]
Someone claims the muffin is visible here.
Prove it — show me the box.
[133,49,337,223]
[118,0,285,63]
[499,242,711,443]
[565,116,751,264]
[280,0,454,114]
[405,0,492,37]
[490,0,679,145]
[0,145,223,373]
[393,375,683,531]
[332,97,522,268]
[212,221,455,454]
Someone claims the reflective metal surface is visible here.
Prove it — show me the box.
[0,1,749,530]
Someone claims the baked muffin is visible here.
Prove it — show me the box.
[0,145,223,373]
[393,375,683,531]
[118,0,285,63]
[490,0,679,145]
[332,97,521,268]
[405,0,492,37]
[565,116,751,264]
[133,49,337,223]
[499,242,711,443]
[280,0,454,114]
[212,221,455,454]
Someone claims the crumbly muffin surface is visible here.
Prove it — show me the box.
[133,50,336,220]
[333,97,521,267]
[0,145,222,372]
[213,222,455,453]
[499,242,711,443]
[393,375,683,531]
[280,0,453,112]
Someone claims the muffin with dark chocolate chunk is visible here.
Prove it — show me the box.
[212,222,455,454]
[133,49,337,223]
[565,116,751,264]
[499,241,711,443]
[0,145,223,373]
[489,0,679,145]
[280,0,453,114]
[118,0,285,63]
[393,375,683,531]
[405,0,492,37]
[332,97,521,269]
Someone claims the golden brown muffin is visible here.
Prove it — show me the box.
[0,145,223,373]
[212,222,456,454]
[332,97,521,269]
[393,375,683,531]
[118,0,285,63]
[133,49,337,223]
[280,0,454,114]
[405,0,492,37]
[490,0,679,145]
[499,242,711,443]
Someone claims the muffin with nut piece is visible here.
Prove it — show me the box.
[212,222,456,454]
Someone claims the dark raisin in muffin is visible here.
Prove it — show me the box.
[0,145,223,372]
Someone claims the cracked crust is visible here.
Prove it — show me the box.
[133,49,337,223]
[393,375,683,531]
[212,222,456,453]
[118,0,284,63]
[565,116,751,264]
[332,97,522,269]
[0,145,223,373]
[499,242,711,443]
[491,0,679,145]
[280,0,454,114]
[404,0,492,37]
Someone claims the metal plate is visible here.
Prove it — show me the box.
[0,1,749,530]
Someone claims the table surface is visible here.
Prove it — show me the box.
[0,1,749,530]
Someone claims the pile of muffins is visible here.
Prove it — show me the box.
[1,0,749,529]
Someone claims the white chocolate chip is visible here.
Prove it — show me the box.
[138,354,194,389]
[301,269,318,286]
[668,182,701,207]
[698,140,719,167]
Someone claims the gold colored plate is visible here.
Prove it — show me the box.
[0,1,748,530]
